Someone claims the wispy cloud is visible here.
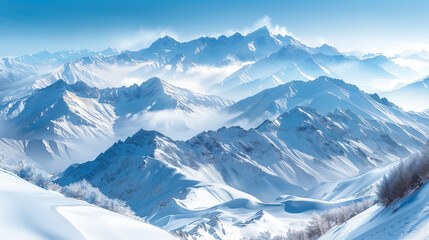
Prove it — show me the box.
[252,16,290,36]
[220,15,293,37]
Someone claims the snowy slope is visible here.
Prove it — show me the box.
[0,58,40,91]
[209,45,328,98]
[310,44,341,56]
[0,137,74,172]
[381,75,429,111]
[210,46,407,100]
[0,79,117,140]
[363,55,419,81]
[34,54,146,89]
[224,76,429,130]
[320,182,429,240]
[0,168,175,240]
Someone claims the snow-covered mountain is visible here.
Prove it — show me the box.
[5,27,420,102]
[224,76,429,130]
[395,49,429,60]
[381,75,429,111]
[309,44,341,56]
[363,55,419,80]
[33,54,146,89]
[209,45,328,99]
[0,49,123,104]
[15,48,120,67]
[0,77,232,171]
[35,49,244,94]
[209,46,412,100]
[35,27,309,94]
[0,79,117,140]
[52,76,429,239]
[2,77,231,139]
[0,137,74,172]
[126,26,306,65]
[0,58,40,91]
[0,167,175,240]
[55,99,429,239]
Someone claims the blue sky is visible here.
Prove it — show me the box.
[1,0,429,56]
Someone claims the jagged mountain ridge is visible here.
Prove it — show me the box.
[224,76,429,130]
[0,77,232,171]
[125,26,308,65]
[381,75,429,111]
[209,46,411,100]
[14,48,120,67]
[1,77,232,140]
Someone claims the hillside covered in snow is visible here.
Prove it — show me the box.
[0,167,175,240]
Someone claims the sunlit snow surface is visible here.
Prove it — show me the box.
[321,182,429,240]
[0,168,175,240]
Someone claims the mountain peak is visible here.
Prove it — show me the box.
[100,47,119,56]
[137,77,170,97]
[141,77,165,88]
[229,32,244,40]
[34,49,53,56]
[271,44,309,58]
[257,25,269,31]
[149,36,179,49]
[248,25,271,36]
[313,76,359,91]
[125,128,169,148]
[132,128,166,140]
[313,44,340,55]
[278,105,321,120]
[49,79,68,89]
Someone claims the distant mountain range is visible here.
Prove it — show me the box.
[2,26,426,104]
